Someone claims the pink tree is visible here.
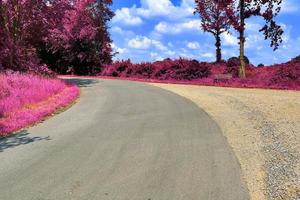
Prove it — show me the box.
[0,0,114,75]
[194,0,233,63]
[0,0,50,71]
[225,0,284,77]
[45,0,115,75]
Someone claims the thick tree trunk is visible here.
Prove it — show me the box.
[239,0,246,78]
[215,33,222,63]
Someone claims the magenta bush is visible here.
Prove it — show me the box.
[100,58,300,90]
[0,72,79,136]
[269,62,300,87]
[225,56,252,77]
[102,58,211,80]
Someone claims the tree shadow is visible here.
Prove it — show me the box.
[64,78,99,87]
[0,130,51,152]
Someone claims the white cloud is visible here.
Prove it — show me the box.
[150,52,164,61]
[113,7,143,26]
[152,40,168,51]
[139,0,173,17]
[111,43,127,54]
[155,20,201,34]
[137,0,194,19]
[222,33,238,46]
[128,36,152,49]
[181,0,196,8]
[128,36,168,51]
[112,0,195,26]
[150,52,158,58]
[201,52,214,58]
[166,50,176,56]
[111,26,136,39]
[187,41,200,49]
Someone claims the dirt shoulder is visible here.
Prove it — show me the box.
[150,83,300,200]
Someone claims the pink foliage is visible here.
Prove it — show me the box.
[100,58,300,90]
[101,59,211,80]
[0,73,79,136]
[0,0,114,75]
[0,0,51,72]
[44,0,114,75]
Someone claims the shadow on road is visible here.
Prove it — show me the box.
[0,130,51,152]
[64,78,99,87]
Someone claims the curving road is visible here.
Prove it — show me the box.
[0,78,249,200]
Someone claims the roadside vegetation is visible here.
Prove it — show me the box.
[100,57,300,90]
[0,73,79,136]
[0,0,114,136]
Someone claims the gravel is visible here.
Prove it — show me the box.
[151,83,300,200]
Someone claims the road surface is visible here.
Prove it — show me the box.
[0,78,249,200]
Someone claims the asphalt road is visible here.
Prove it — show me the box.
[0,78,249,200]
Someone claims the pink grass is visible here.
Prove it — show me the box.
[0,73,79,136]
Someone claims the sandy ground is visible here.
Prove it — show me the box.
[150,83,300,200]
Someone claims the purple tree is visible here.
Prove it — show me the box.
[226,0,284,77]
[45,0,115,75]
[194,0,233,63]
[0,0,114,75]
[0,0,49,71]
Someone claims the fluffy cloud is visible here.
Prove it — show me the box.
[128,36,168,51]
[138,0,174,17]
[155,20,201,34]
[111,43,127,54]
[150,52,164,61]
[113,7,143,26]
[222,33,239,46]
[112,0,195,26]
[201,52,214,59]
[128,36,152,49]
[187,42,200,49]
[152,40,168,51]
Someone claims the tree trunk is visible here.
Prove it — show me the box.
[215,33,222,63]
[239,0,246,78]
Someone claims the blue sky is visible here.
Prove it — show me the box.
[109,0,300,65]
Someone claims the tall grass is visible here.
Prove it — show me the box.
[0,72,79,136]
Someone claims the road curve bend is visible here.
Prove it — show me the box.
[0,78,249,200]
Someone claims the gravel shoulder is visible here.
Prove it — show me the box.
[150,83,300,200]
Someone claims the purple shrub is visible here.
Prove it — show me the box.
[270,62,300,88]
[101,60,133,77]
[225,57,240,77]
[155,59,210,80]
[100,58,300,91]
[226,57,252,77]
[102,58,211,81]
